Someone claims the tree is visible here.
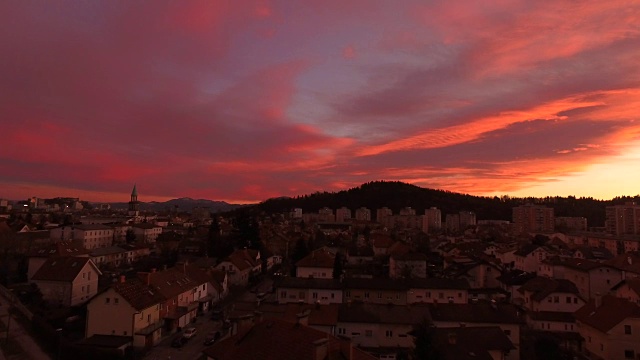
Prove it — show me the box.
[125,229,137,244]
[332,252,344,279]
[291,238,309,265]
[411,319,440,360]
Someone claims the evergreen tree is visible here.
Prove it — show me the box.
[332,252,344,279]
[411,319,440,360]
[125,229,137,244]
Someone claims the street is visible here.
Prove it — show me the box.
[143,317,222,360]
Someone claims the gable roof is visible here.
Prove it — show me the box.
[338,302,431,325]
[29,242,89,257]
[432,326,515,360]
[112,278,165,311]
[223,249,261,271]
[573,246,614,261]
[611,278,640,297]
[202,319,376,360]
[149,267,199,298]
[517,277,581,302]
[32,257,99,282]
[557,258,618,272]
[606,252,640,274]
[574,295,640,333]
[276,277,343,290]
[428,301,523,324]
[296,248,335,269]
[513,244,541,256]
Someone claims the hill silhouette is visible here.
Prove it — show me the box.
[254,181,640,227]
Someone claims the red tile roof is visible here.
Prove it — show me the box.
[574,295,640,333]
[28,242,89,257]
[112,278,166,311]
[141,267,199,299]
[202,319,376,360]
[296,249,335,268]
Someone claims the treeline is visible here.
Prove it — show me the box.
[252,181,640,227]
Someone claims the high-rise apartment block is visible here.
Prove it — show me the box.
[354,207,371,221]
[424,207,442,231]
[605,202,640,236]
[335,207,352,222]
[512,205,554,233]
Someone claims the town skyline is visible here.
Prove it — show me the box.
[2,1,640,203]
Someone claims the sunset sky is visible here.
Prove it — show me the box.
[2,1,640,203]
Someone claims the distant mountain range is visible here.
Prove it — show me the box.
[105,197,243,213]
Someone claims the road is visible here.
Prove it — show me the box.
[0,293,51,360]
[143,318,222,360]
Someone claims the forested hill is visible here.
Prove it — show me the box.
[254,181,639,227]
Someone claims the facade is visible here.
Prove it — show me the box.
[31,257,101,306]
[424,207,442,231]
[335,207,352,222]
[559,259,623,301]
[575,296,640,360]
[355,207,371,221]
[276,278,343,304]
[514,245,551,273]
[555,217,588,232]
[518,277,585,313]
[343,278,408,305]
[408,278,470,304]
[86,278,164,349]
[606,202,640,236]
[132,223,163,244]
[389,253,427,279]
[50,224,115,249]
[512,205,554,233]
[296,248,335,279]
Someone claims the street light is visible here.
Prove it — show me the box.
[56,328,63,360]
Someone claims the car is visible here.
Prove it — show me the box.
[204,331,221,346]
[171,336,187,348]
[182,327,197,339]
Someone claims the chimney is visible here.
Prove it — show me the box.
[313,338,329,360]
[296,309,310,326]
[119,275,126,283]
[594,292,602,308]
[448,332,457,345]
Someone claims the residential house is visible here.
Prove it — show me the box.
[514,244,552,273]
[558,258,623,301]
[131,223,162,244]
[453,261,503,289]
[336,302,431,359]
[612,278,640,305]
[431,326,515,360]
[216,249,262,286]
[276,277,343,305]
[389,252,427,279]
[27,242,89,280]
[138,267,201,331]
[573,247,614,262]
[296,248,335,279]
[31,257,101,306]
[371,234,394,256]
[343,278,408,305]
[407,278,470,304]
[526,311,577,333]
[50,224,114,249]
[202,318,377,360]
[518,277,585,312]
[574,295,640,360]
[86,277,165,349]
[428,301,524,360]
[607,252,640,279]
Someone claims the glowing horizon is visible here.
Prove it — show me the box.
[2,1,640,204]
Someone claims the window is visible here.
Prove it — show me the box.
[82,286,85,292]
[147,314,151,322]
[365,330,372,337]
[438,292,444,299]
[338,328,346,335]
[87,285,90,293]
[299,291,305,299]
[365,292,370,299]
[554,296,559,303]
[331,293,335,299]
[105,297,110,304]
[625,350,634,359]
[346,291,351,298]
[566,296,571,304]
[378,292,382,299]
[458,292,462,298]
[313,292,318,299]
[625,325,632,334]
[574,297,578,304]
[548,297,552,303]
[385,330,393,337]
[114,298,119,304]
[426,292,431,298]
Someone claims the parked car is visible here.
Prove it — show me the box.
[204,331,221,346]
[171,336,187,348]
[182,327,197,339]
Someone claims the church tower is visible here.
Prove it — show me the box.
[128,184,140,216]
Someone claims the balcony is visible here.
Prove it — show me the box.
[135,319,163,336]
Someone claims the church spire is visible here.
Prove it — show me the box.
[129,184,139,216]
[131,184,138,197]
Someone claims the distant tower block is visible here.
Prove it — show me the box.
[128,184,140,216]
